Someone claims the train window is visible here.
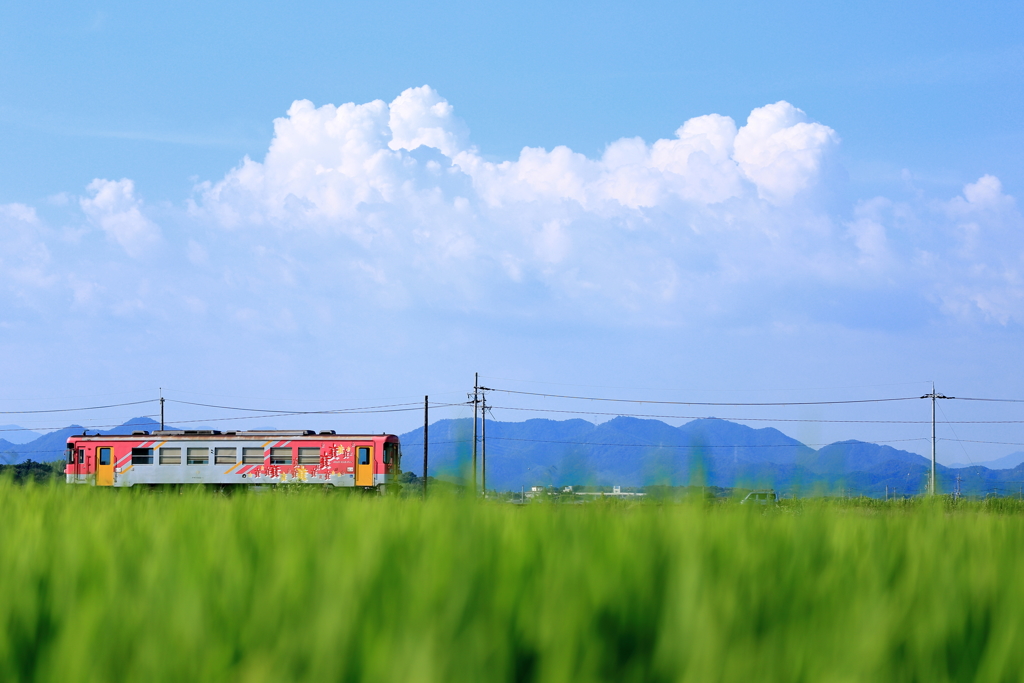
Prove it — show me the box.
[270,447,292,465]
[297,447,319,465]
[357,447,370,465]
[78,449,84,464]
[131,448,154,465]
[383,443,398,465]
[215,447,237,465]
[242,448,264,464]
[99,448,111,466]
[67,446,75,464]
[187,447,209,465]
[160,448,182,465]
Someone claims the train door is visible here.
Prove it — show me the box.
[355,444,374,487]
[96,447,114,486]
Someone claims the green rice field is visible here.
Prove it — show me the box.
[2,480,1024,682]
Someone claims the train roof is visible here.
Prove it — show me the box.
[67,430,399,441]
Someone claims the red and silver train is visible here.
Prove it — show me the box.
[65,429,401,490]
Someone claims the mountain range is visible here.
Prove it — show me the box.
[399,417,1024,498]
[0,417,161,465]
[4,416,1023,498]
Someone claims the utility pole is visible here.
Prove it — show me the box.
[481,390,487,496]
[423,396,429,499]
[472,372,479,495]
[931,384,936,496]
[160,388,165,431]
[922,383,952,496]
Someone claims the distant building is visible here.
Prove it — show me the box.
[523,484,645,500]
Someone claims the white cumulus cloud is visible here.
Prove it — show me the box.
[196,86,840,227]
[186,86,854,318]
[733,102,840,204]
[932,176,1024,323]
[80,178,161,257]
[5,86,1020,336]
[0,203,54,293]
[389,85,470,158]
[178,86,1024,328]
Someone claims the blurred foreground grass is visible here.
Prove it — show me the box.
[2,482,1024,682]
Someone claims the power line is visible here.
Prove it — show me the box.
[166,399,469,415]
[164,409,420,424]
[952,397,1024,404]
[4,388,1024,421]
[1,402,472,436]
[159,388,470,402]
[0,399,157,415]
[478,375,933,393]
[0,390,156,402]
[940,438,1024,447]
[139,400,470,426]
[485,436,930,449]
[166,399,424,414]
[0,415,164,434]
[481,387,922,407]
[487,404,990,424]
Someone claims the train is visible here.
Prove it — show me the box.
[65,428,402,491]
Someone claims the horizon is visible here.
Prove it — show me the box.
[5,413,1021,470]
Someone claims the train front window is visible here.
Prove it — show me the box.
[67,446,75,464]
[383,443,398,466]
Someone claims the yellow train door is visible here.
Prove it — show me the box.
[355,445,374,487]
[96,447,114,486]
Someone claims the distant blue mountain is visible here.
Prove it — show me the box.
[0,424,44,445]
[400,417,1024,498]
[0,417,162,465]
[947,451,1024,471]
[4,415,1022,498]
[402,416,830,490]
[0,440,17,459]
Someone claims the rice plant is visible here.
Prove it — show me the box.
[1,480,1022,682]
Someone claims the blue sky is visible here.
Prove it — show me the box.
[1,0,1023,463]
